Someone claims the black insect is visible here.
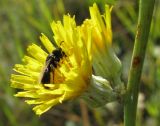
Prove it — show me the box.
[40,48,66,86]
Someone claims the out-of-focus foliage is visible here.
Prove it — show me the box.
[0,0,160,126]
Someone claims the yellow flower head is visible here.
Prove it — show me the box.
[82,4,121,83]
[90,3,112,49]
[11,15,92,115]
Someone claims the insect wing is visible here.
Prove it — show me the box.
[40,59,52,84]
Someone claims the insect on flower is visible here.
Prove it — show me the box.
[40,44,66,87]
[11,14,92,115]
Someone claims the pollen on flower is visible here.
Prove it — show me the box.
[50,56,73,84]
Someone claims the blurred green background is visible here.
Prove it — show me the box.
[0,0,160,126]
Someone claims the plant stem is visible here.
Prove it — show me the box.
[124,0,155,126]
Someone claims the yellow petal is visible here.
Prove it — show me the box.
[33,99,59,115]
[40,33,56,53]
[27,44,48,63]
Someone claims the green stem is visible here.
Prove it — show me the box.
[124,0,155,126]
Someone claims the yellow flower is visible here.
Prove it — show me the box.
[86,4,122,86]
[11,15,92,115]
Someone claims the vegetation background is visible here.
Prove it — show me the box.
[0,0,160,126]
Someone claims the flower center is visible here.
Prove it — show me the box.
[54,55,74,82]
